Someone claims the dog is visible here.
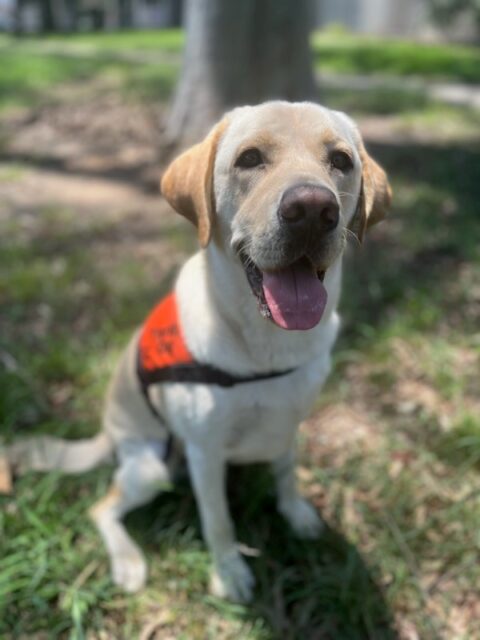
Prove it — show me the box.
[6,101,391,603]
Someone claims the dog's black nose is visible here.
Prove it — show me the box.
[278,184,339,232]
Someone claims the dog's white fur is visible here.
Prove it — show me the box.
[7,101,391,602]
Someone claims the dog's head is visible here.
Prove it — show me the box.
[162,101,391,331]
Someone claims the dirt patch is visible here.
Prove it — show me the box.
[0,95,195,286]
[301,404,383,461]
[3,90,163,169]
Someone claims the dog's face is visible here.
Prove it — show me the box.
[162,102,391,331]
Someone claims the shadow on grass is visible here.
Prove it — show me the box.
[127,465,399,639]
[340,138,480,344]
[0,149,162,193]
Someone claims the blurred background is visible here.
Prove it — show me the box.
[0,1,479,638]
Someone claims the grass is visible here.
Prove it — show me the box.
[0,46,178,111]
[4,27,478,82]
[0,29,478,145]
[0,29,479,639]
[1,32,479,146]
[0,27,478,113]
[312,29,480,83]
[40,27,185,52]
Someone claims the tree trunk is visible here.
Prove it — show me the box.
[166,0,316,146]
[118,0,132,28]
[50,0,73,32]
[14,0,26,35]
[40,0,55,32]
[105,0,120,30]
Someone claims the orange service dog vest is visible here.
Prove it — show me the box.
[136,291,295,416]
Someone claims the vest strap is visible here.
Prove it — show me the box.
[136,291,296,425]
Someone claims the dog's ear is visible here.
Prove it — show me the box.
[161,120,228,248]
[349,145,392,243]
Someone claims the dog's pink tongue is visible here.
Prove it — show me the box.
[262,262,327,330]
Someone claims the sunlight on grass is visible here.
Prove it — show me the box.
[312,30,480,83]
[0,47,177,110]
[40,28,184,52]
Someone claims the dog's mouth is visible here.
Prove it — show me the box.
[239,252,328,331]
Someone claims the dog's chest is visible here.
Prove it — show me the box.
[162,340,334,463]
[221,365,326,462]
[224,400,298,462]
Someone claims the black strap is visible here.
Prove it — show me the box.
[138,376,174,461]
[137,356,295,462]
[138,361,295,389]
[137,355,294,417]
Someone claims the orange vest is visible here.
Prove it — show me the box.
[138,292,194,380]
[136,292,295,410]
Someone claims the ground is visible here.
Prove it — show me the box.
[0,31,479,640]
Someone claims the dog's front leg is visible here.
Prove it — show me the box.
[185,442,255,603]
[273,448,324,539]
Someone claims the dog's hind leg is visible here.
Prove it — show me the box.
[273,449,324,539]
[89,442,171,593]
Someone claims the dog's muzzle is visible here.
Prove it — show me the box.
[236,184,340,332]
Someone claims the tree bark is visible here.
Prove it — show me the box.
[166,0,316,146]
[40,0,55,32]
[50,0,74,32]
[14,0,26,35]
[118,0,132,28]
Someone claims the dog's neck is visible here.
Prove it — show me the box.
[175,243,343,375]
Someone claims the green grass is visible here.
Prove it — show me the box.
[0,27,478,106]
[0,29,478,130]
[0,50,103,110]
[7,28,479,82]
[0,29,479,639]
[0,29,478,131]
[0,46,178,111]
[39,27,184,52]
[312,30,480,83]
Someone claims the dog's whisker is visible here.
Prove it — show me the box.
[337,190,356,199]
[343,227,361,246]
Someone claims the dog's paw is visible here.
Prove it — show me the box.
[210,550,255,603]
[279,497,324,539]
[111,547,147,593]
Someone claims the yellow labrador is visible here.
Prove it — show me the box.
[7,101,391,603]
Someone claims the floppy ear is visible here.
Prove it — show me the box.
[349,145,392,243]
[161,120,228,248]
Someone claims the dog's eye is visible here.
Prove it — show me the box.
[235,148,264,169]
[330,151,353,173]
